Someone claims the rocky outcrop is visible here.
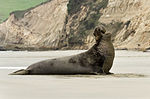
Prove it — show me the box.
[0,0,150,51]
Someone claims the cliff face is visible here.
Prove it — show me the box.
[65,0,108,49]
[0,0,68,50]
[0,0,150,51]
[100,0,150,51]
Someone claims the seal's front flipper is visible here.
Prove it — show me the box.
[9,69,29,75]
[101,71,114,75]
[106,72,114,75]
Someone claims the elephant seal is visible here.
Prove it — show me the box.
[10,27,115,75]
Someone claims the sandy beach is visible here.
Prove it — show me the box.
[0,50,150,99]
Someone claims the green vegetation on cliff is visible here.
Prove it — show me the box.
[0,0,47,23]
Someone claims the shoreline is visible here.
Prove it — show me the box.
[1,45,150,52]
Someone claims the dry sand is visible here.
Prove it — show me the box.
[0,50,150,99]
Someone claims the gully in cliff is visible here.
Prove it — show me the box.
[10,26,115,75]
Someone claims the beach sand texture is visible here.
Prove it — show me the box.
[0,50,150,99]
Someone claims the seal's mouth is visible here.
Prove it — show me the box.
[95,28,105,34]
[93,30,105,36]
[93,27,106,37]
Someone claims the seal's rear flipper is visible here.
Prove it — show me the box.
[9,69,29,75]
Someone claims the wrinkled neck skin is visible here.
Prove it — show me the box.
[95,36,111,47]
[97,37,114,56]
[87,34,115,74]
[87,36,106,52]
[95,36,102,45]
[87,35,114,57]
[86,35,115,73]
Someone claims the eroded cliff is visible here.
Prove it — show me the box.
[100,0,150,51]
[0,0,68,50]
[0,0,150,51]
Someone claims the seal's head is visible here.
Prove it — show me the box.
[93,26,106,42]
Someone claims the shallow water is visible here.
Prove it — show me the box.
[0,50,150,99]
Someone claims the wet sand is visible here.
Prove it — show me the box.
[0,50,150,99]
